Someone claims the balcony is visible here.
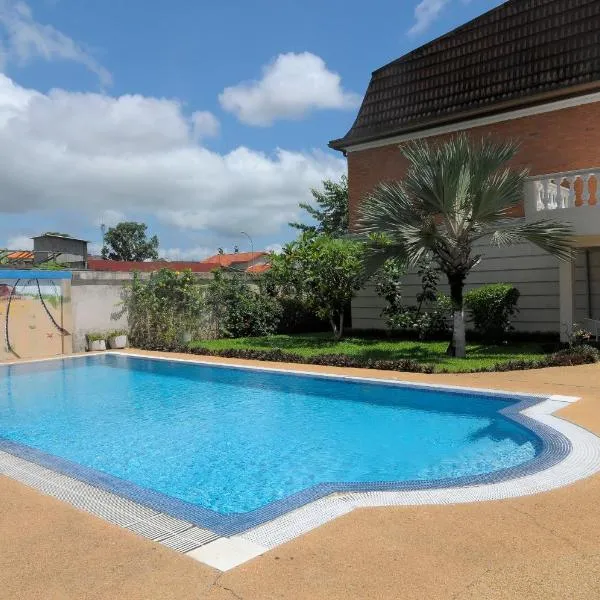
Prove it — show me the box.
[525,169,600,240]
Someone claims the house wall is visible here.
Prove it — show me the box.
[353,245,600,334]
[347,101,600,228]
[345,100,600,334]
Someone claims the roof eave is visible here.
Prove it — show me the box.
[329,82,600,152]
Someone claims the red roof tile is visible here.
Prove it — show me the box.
[246,263,271,274]
[201,252,268,267]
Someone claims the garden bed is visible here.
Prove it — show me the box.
[188,333,564,373]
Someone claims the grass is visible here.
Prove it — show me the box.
[190,333,549,373]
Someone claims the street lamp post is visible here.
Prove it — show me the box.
[240,231,254,264]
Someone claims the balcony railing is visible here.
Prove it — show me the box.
[525,169,600,237]
[528,168,598,212]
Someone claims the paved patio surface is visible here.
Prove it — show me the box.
[1,352,599,599]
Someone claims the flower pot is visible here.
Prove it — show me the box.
[108,335,128,349]
[88,339,106,352]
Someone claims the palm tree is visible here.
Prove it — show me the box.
[357,135,574,358]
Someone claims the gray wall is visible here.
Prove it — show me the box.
[71,272,131,351]
[352,243,600,333]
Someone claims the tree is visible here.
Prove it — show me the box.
[205,269,282,338]
[357,135,573,357]
[289,175,349,237]
[101,222,159,261]
[269,232,366,340]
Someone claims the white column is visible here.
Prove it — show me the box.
[559,258,576,342]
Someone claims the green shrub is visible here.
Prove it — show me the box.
[467,343,599,373]
[206,270,282,338]
[375,257,406,321]
[107,329,127,338]
[85,332,106,342]
[464,284,520,342]
[124,269,206,348]
[376,258,450,339]
[387,294,452,340]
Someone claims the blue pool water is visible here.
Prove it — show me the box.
[0,355,539,515]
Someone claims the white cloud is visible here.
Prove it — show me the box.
[219,52,360,126]
[191,110,220,140]
[159,246,214,261]
[4,234,32,249]
[0,0,111,86]
[409,0,451,35]
[0,74,346,238]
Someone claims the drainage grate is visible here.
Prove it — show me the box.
[0,449,219,554]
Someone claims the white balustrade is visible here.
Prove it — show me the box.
[529,169,598,212]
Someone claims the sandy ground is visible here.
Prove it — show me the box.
[1,351,599,599]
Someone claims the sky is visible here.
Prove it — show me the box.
[0,0,505,259]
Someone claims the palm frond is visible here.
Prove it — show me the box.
[490,220,575,261]
[471,167,529,223]
[401,137,473,227]
[358,181,442,267]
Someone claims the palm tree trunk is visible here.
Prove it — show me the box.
[447,274,466,358]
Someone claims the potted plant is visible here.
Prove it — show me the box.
[86,332,106,352]
[107,329,128,349]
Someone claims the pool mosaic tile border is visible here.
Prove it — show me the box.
[1,352,600,571]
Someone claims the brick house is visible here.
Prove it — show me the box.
[330,0,600,340]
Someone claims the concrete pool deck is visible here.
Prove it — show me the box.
[1,351,600,599]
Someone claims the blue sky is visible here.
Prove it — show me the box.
[0,0,504,259]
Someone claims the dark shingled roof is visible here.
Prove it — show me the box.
[330,0,600,150]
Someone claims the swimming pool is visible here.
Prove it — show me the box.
[0,354,569,534]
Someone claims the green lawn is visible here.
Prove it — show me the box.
[190,333,549,373]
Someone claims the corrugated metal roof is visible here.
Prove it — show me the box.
[5,251,34,260]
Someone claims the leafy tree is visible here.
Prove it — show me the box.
[289,175,349,237]
[101,222,159,261]
[270,232,366,340]
[205,269,282,338]
[358,135,573,357]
